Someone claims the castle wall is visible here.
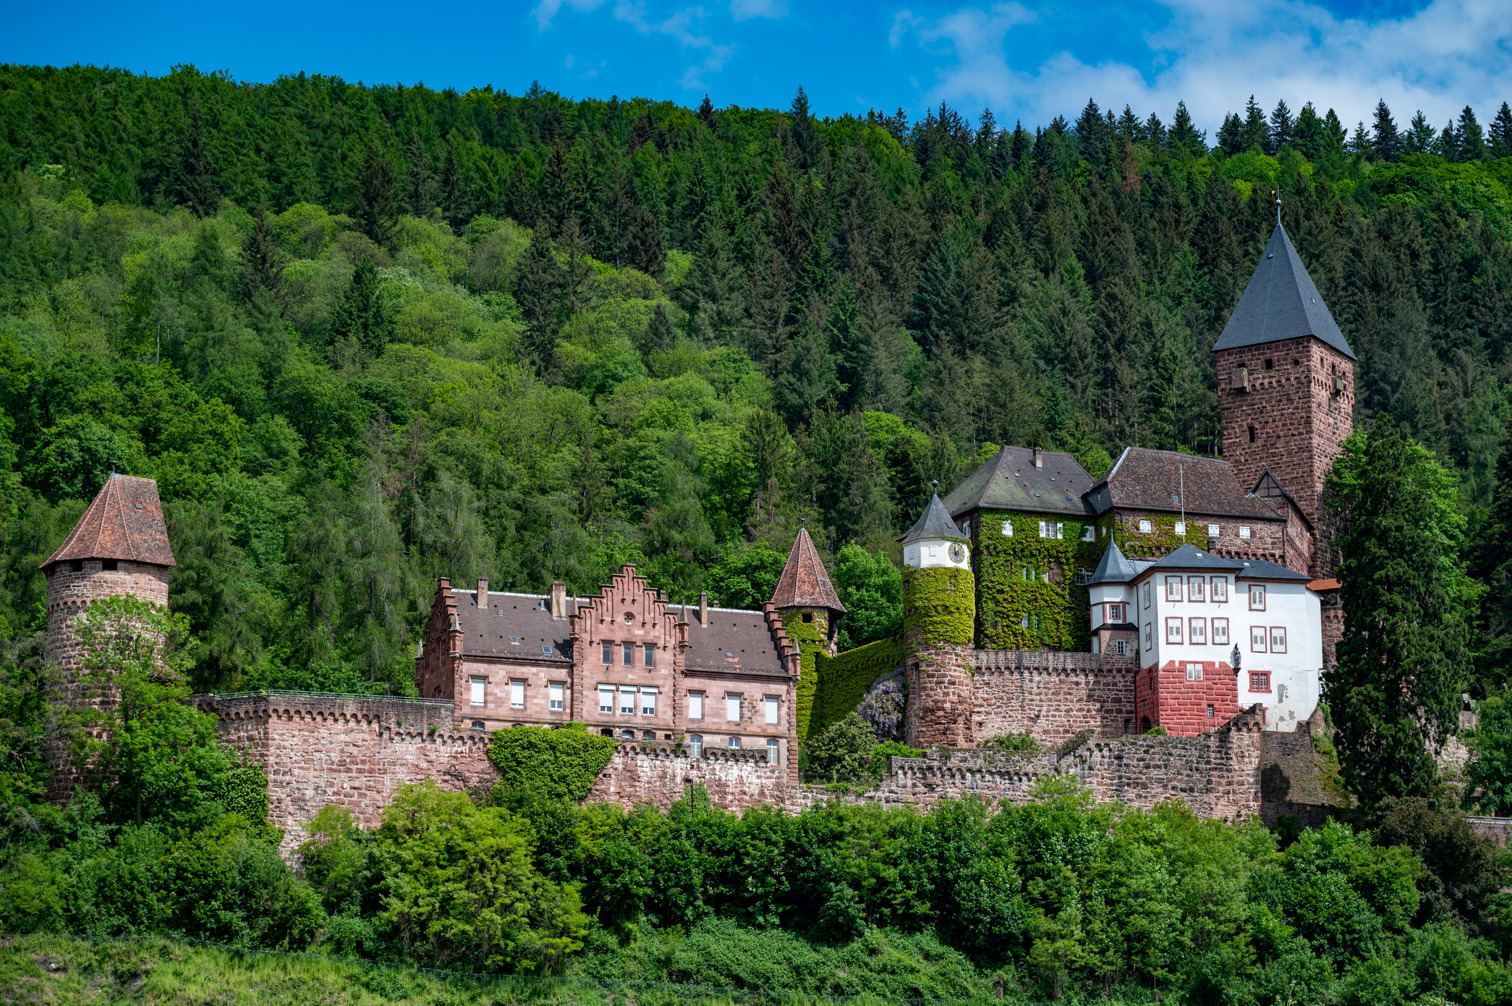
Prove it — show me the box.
[201,693,497,851]
[1135,659,1244,736]
[585,742,791,809]
[1109,508,1286,565]
[970,650,1138,744]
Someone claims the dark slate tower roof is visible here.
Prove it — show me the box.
[42,474,177,569]
[942,445,1095,518]
[1087,540,1137,585]
[900,491,970,545]
[769,526,846,613]
[1212,223,1355,360]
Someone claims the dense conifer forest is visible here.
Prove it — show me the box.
[7,63,1512,1005]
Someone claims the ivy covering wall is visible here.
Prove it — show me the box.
[808,637,908,743]
[902,566,976,646]
[971,512,1102,651]
[487,723,617,801]
[1110,511,1202,559]
[782,609,829,747]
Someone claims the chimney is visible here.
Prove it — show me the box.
[476,578,488,603]
[699,591,708,626]
[1033,448,1044,470]
[550,581,567,619]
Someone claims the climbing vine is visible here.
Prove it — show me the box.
[1110,511,1206,559]
[487,723,617,802]
[902,567,976,646]
[972,511,1102,651]
[808,636,908,743]
[782,610,829,747]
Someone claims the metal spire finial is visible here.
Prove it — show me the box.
[1274,189,1281,226]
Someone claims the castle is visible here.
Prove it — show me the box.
[39,221,1353,841]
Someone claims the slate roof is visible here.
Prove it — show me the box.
[42,474,177,568]
[769,526,846,612]
[1085,448,1280,520]
[1144,543,1246,572]
[900,492,970,545]
[1088,540,1137,585]
[682,605,788,676]
[1236,559,1312,582]
[457,591,574,661]
[943,446,1096,518]
[1212,223,1355,359]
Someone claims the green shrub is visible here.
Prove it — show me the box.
[487,724,617,802]
[979,732,1040,752]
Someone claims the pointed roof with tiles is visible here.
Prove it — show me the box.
[1212,223,1355,359]
[42,474,176,569]
[769,525,846,613]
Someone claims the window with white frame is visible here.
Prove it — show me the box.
[598,685,614,714]
[1249,584,1266,610]
[688,691,704,719]
[1189,618,1207,644]
[767,738,779,764]
[1212,577,1229,603]
[1021,613,1030,628]
[641,688,658,715]
[549,683,564,711]
[906,546,917,563]
[1115,639,1127,655]
[726,694,741,722]
[1001,520,1013,536]
[1207,524,1220,537]
[728,736,741,749]
[1165,617,1183,644]
[1081,525,1095,541]
[470,678,486,707]
[1022,567,1035,582]
[1038,520,1064,539]
[1270,627,1287,653]
[1212,618,1230,645]
[690,734,703,757]
[619,686,636,715]
[1141,582,1152,609]
[1239,525,1252,539]
[1250,672,1271,692]
[1251,625,1267,652]
[1188,576,1205,602]
[1106,602,1123,622]
[1139,519,1152,533]
[509,680,525,709]
[1165,576,1183,601]
[1175,521,1186,536]
[765,696,779,725]
[1186,662,1204,681]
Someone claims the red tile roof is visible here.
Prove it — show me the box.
[1088,448,1280,520]
[42,475,176,568]
[768,527,846,613]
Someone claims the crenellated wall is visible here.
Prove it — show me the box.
[971,649,1138,743]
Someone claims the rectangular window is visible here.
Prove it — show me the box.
[688,691,704,720]
[1165,576,1183,601]
[1001,520,1013,537]
[622,643,634,665]
[1022,567,1035,582]
[1207,704,1215,718]
[728,737,742,749]
[619,686,636,715]
[1189,618,1207,644]
[1174,521,1186,536]
[1114,639,1127,655]
[1207,524,1220,538]
[726,694,741,722]
[1105,602,1123,622]
[1080,525,1095,541]
[1212,577,1229,603]
[1250,672,1271,692]
[1039,520,1063,538]
[509,680,525,709]
[1141,582,1152,609]
[598,685,614,714]
[1144,623,1153,649]
[470,678,486,707]
[690,734,703,757]
[1270,627,1287,653]
[1249,584,1266,610]
[643,644,655,667]
[641,688,657,716]
[1239,525,1252,539]
[1251,625,1267,652]
[1188,576,1205,602]
[549,683,564,711]
[1165,617,1182,644]
[765,696,779,725]
[1186,662,1204,681]
[767,738,779,765]
[602,642,612,663]
[1212,618,1230,645]
[1139,519,1152,533]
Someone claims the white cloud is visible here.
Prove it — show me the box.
[539,1,736,89]
[534,0,608,31]
[892,0,1512,131]
[730,0,786,20]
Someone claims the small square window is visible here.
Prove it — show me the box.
[619,687,636,715]
[1207,704,1215,718]
[1165,576,1183,601]
[1270,627,1287,653]
[1249,584,1266,610]
[766,738,779,764]
[1186,662,1204,681]
[1022,567,1035,582]
[598,686,614,714]
[1001,520,1013,537]
[1189,618,1206,644]
[1249,672,1271,692]
[470,678,486,707]
[1174,521,1186,536]
[726,694,741,722]
[1139,519,1152,533]
[1239,525,1252,539]
[1114,639,1127,655]
[1212,577,1229,603]
[728,736,742,749]
[1207,524,1220,538]
[1080,525,1094,542]
[690,734,703,757]
[1106,603,1123,622]
[641,689,657,716]
[542,645,552,655]
[1187,577,1205,602]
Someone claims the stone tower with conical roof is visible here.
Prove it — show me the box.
[899,489,976,749]
[769,524,846,657]
[40,474,177,799]
[1213,221,1355,577]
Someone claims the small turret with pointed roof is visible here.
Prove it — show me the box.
[901,484,971,570]
[770,522,846,656]
[899,483,976,748]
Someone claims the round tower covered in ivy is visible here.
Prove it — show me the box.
[900,487,975,749]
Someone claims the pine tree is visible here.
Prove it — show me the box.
[238,206,283,302]
[1216,113,1242,155]
[440,145,470,230]
[1371,99,1402,162]
[696,93,716,129]
[636,301,676,358]
[974,107,998,162]
[1240,96,1267,151]
[175,101,220,218]
[329,258,394,356]
[353,144,398,247]
[1169,101,1204,155]
[1457,106,1486,161]
[1406,111,1436,154]
[1439,119,1461,161]
[1268,99,1294,151]
[1329,416,1469,804]
[776,319,839,429]
[788,86,821,171]
[1491,102,1512,158]
[514,231,567,375]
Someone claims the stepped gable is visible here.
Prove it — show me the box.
[1087,540,1137,585]
[684,604,790,676]
[900,491,970,544]
[943,445,1095,518]
[769,526,845,613]
[42,474,176,569]
[455,590,573,661]
[1212,223,1355,360]
[1085,448,1277,520]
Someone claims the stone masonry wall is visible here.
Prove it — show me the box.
[904,631,975,749]
[585,742,791,810]
[971,650,1138,744]
[1136,659,1243,736]
[201,692,497,851]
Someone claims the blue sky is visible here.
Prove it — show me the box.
[4,0,1508,132]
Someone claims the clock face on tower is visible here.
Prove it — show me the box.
[948,543,966,564]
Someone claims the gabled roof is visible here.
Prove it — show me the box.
[943,445,1095,518]
[1144,543,1245,572]
[1212,223,1355,360]
[900,491,970,545]
[1236,559,1312,582]
[769,526,846,613]
[458,590,573,661]
[1085,448,1279,520]
[42,474,176,568]
[683,604,789,677]
[1088,540,1137,585]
